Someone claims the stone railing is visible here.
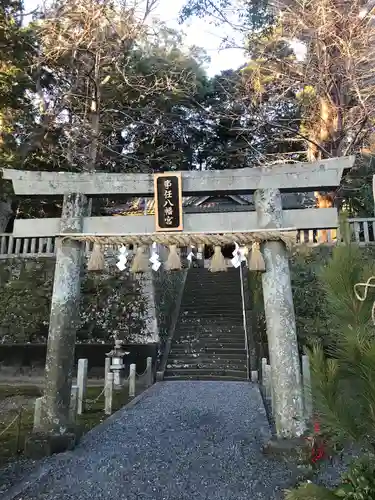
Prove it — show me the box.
[298,218,375,246]
[0,217,373,259]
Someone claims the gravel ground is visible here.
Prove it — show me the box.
[3,381,297,500]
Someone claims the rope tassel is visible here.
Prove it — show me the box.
[248,242,265,272]
[164,245,181,271]
[209,246,227,272]
[87,243,105,271]
[131,245,149,273]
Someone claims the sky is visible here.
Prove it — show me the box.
[23,0,248,76]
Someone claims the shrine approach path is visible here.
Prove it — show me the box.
[6,381,296,500]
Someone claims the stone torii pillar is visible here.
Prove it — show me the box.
[254,188,306,438]
[25,193,88,457]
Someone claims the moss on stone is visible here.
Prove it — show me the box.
[0,256,184,345]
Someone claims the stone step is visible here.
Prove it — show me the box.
[181,298,242,303]
[175,325,245,331]
[179,306,243,312]
[183,287,241,293]
[185,283,240,288]
[185,285,241,289]
[186,271,240,279]
[171,342,246,350]
[185,277,240,283]
[177,316,244,324]
[174,336,245,344]
[164,368,248,379]
[184,283,241,299]
[169,352,247,360]
[175,325,245,332]
[179,314,243,318]
[163,374,248,381]
[178,313,243,319]
[173,335,246,343]
[172,338,245,352]
[170,345,246,353]
[177,319,243,324]
[166,362,247,370]
[176,326,244,332]
[176,329,244,335]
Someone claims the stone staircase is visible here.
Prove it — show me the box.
[164,267,248,381]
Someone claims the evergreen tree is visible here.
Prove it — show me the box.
[286,241,375,499]
[308,242,375,449]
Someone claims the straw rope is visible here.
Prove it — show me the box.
[59,229,298,250]
[354,276,375,325]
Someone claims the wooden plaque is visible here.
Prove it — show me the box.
[154,172,183,232]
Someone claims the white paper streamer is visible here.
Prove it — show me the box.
[230,242,242,268]
[116,245,129,271]
[149,242,161,271]
[187,245,195,262]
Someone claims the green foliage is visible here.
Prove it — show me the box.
[336,456,375,499]
[286,456,375,500]
[285,483,338,500]
[291,247,332,349]
[0,0,36,168]
[0,259,54,342]
[0,259,166,343]
[319,244,375,331]
[307,243,375,450]
[79,272,148,343]
[340,156,375,217]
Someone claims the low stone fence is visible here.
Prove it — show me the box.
[0,343,158,378]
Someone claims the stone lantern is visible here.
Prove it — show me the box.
[106,339,129,388]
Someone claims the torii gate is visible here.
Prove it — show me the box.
[2,156,353,453]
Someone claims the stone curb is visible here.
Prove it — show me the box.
[2,382,161,500]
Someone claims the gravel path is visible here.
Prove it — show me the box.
[5,381,297,500]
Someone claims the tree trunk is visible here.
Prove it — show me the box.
[0,199,13,232]
[88,50,101,172]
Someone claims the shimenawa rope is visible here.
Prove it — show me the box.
[59,228,298,249]
[354,276,375,325]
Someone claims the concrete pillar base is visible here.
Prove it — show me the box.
[24,425,83,459]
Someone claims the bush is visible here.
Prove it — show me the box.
[336,456,375,499]
[286,243,375,499]
[285,455,375,500]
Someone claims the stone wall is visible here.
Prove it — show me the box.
[152,250,187,343]
[0,250,184,345]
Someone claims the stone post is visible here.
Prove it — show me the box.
[129,363,136,398]
[146,357,153,387]
[104,357,111,380]
[265,363,272,401]
[77,359,88,415]
[254,188,305,438]
[33,397,43,431]
[105,372,114,415]
[261,357,267,386]
[31,193,87,453]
